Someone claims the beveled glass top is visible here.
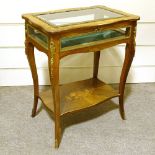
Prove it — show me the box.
[37,7,123,26]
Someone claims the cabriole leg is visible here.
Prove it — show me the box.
[119,42,135,120]
[25,41,39,117]
[48,41,61,148]
[119,25,136,120]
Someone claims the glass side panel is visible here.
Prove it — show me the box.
[37,7,123,26]
[27,25,48,49]
[61,28,128,49]
[27,25,129,51]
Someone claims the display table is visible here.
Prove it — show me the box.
[22,5,140,148]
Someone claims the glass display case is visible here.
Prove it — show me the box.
[22,5,140,148]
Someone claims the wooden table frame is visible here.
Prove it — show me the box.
[22,5,140,148]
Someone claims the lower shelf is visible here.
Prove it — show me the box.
[39,78,119,116]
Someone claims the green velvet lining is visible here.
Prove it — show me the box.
[61,30,124,48]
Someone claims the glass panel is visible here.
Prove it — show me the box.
[27,25,129,51]
[37,7,123,26]
[27,25,48,49]
[61,28,128,49]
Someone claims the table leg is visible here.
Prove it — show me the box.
[119,29,136,120]
[25,41,39,117]
[48,42,61,148]
[93,51,100,78]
